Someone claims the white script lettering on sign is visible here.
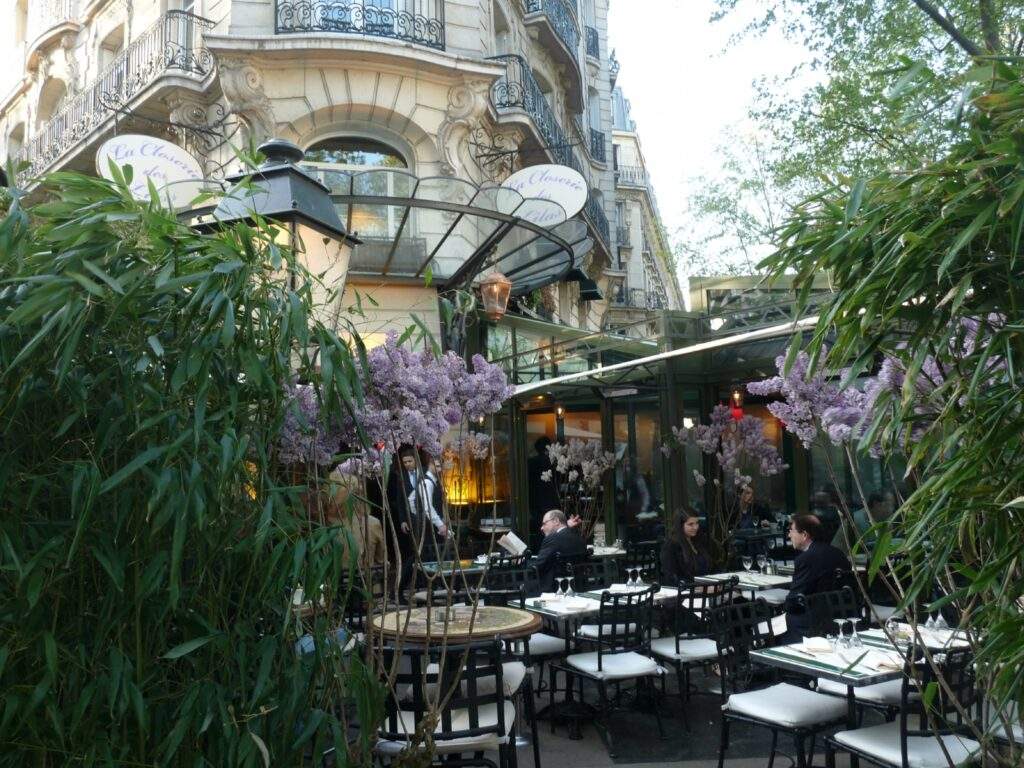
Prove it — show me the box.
[501,164,587,221]
[96,135,205,209]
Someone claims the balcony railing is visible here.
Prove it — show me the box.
[616,164,647,186]
[274,0,445,49]
[18,11,213,178]
[489,54,582,174]
[585,25,598,57]
[27,0,78,48]
[611,287,665,310]
[589,127,606,162]
[489,54,609,250]
[584,195,610,246]
[524,0,579,60]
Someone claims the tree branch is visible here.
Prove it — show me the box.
[978,0,1001,53]
[909,0,983,56]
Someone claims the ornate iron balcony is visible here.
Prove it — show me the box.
[524,0,579,60]
[275,0,445,49]
[489,54,582,174]
[27,0,78,48]
[585,25,598,58]
[611,287,665,310]
[17,11,214,179]
[589,127,606,162]
[616,164,647,186]
[489,54,609,251]
[609,49,620,83]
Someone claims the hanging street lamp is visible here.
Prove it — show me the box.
[479,271,512,321]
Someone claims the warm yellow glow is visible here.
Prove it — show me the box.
[479,272,512,321]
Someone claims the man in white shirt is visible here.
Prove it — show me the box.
[389,446,449,598]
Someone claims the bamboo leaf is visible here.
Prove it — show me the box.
[162,633,221,660]
[98,445,167,495]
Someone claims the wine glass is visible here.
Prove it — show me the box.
[635,569,646,587]
[555,578,566,597]
[834,618,851,650]
[847,617,863,649]
[934,612,949,631]
[755,554,767,573]
[925,612,937,630]
[884,615,899,639]
[741,555,753,573]
[627,568,638,587]
[565,577,576,598]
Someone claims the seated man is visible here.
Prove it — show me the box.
[531,509,587,593]
[779,514,851,643]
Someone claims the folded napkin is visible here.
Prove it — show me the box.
[839,648,904,671]
[802,636,833,654]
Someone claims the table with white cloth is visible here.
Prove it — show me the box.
[696,570,793,603]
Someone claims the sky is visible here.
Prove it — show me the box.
[607,0,811,271]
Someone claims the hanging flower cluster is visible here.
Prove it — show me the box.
[665,405,788,487]
[443,432,492,464]
[544,439,617,490]
[276,333,513,466]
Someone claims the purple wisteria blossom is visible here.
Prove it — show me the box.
[664,404,787,487]
[277,332,513,467]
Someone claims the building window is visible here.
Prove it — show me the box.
[7,123,25,160]
[304,136,408,168]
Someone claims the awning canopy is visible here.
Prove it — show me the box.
[302,166,595,296]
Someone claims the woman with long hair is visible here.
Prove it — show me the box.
[661,509,712,583]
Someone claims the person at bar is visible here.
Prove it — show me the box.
[779,514,851,643]
[661,509,712,583]
[735,485,773,530]
[532,509,587,592]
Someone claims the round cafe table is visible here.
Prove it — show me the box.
[370,605,541,643]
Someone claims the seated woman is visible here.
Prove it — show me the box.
[661,510,712,583]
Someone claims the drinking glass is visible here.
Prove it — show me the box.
[635,569,645,587]
[614,538,623,550]
[756,554,767,572]
[741,555,753,572]
[884,615,899,639]
[925,612,936,629]
[627,568,638,586]
[555,578,566,597]
[834,619,851,649]
[826,634,839,654]
[565,577,576,598]
[934,612,949,631]
[847,617,863,649]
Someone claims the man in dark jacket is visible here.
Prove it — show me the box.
[532,510,587,592]
[780,514,851,642]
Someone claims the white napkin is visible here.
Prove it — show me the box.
[802,636,832,654]
[838,648,904,671]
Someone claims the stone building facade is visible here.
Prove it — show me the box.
[1,0,679,341]
[608,85,683,337]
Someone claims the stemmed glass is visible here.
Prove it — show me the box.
[626,568,639,587]
[755,554,767,573]
[834,618,851,650]
[846,617,863,649]
[741,555,753,573]
[635,568,645,587]
[555,578,567,597]
[565,577,576,598]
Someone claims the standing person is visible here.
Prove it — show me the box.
[326,467,386,573]
[386,445,448,599]
[531,510,587,593]
[661,510,712,583]
[831,489,894,554]
[616,455,651,523]
[780,514,851,642]
[527,436,559,550]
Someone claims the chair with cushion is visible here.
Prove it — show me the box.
[622,540,660,583]
[711,600,848,768]
[377,640,520,768]
[490,551,531,571]
[650,578,737,719]
[825,647,981,768]
[552,584,665,757]
[800,587,903,718]
[569,559,618,593]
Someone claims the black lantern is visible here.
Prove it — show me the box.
[199,139,360,298]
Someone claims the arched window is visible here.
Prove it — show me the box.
[493,1,511,55]
[304,136,407,168]
[37,78,67,127]
[7,123,25,161]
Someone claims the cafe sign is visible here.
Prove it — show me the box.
[501,164,588,221]
[96,134,205,209]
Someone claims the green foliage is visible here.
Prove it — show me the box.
[762,62,1024,720]
[0,171,382,764]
